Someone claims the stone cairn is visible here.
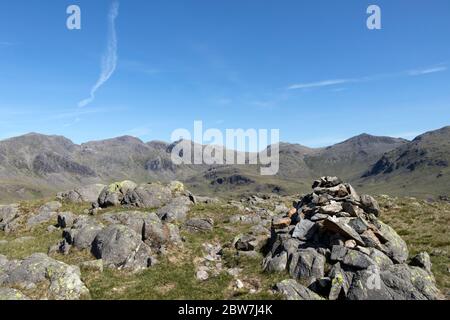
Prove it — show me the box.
[265,176,443,300]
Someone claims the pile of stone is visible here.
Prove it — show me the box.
[265,177,444,300]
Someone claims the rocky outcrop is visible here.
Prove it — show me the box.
[57,184,106,203]
[268,177,444,300]
[0,253,89,300]
[55,209,182,272]
[0,204,20,233]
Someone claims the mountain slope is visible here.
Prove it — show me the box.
[361,126,450,197]
[303,134,408,181]
[0,127,448,202]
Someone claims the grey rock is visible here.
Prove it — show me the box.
[143,215,182,249]
[57,184,106,203]
[263,251,287,272]
[229,214,262,225]
[348,217,369,234]
[4,253,89,300]
[184,218,214,233]
[376,220,409,264]
[102,211,151,235]
[0,204,20,232]
[319,201,343,215]
[63,217,104,250]
[331,246,376,270]
[57,212,76,229]
[368,248,394,270]
[98,181,137,208]
[292,219,316,241]
[92,225,153,271]
[323,216,365,246]
[310,213,329,222]
[289,248,325,283]
[274,279,324,300]
[312,176,342,189]
[410,252,432,273]
[0,288,30,300]
[234,234,257,251]
[342,202,364,217]
[359,194,380,216]
[123,183,172,209]
[26,201,61,228]
[328,262,353,300]
[157,196,192,223]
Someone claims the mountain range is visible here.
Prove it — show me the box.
[0,126,448,202]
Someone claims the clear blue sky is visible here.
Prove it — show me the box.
[0,0,449,147]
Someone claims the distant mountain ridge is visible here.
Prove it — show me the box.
[0,126,448,201]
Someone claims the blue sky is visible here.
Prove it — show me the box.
[0,0,449,148]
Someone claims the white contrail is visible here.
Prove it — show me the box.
[79,1,119,107]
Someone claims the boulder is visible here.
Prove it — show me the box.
[57,212,76,229]
[98,181,137,208]
[63,217,104,250]
[92,225,153,271]
[184,218,214,233]
[3,253,89,300]
[157,196,192,223]
[57,184,106,203]
[234,234,258,251]
[143,215,182,249]
[123,183,172,209]
[0,204,20,232]
[101,211,151,235]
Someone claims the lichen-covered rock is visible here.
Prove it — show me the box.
[98,180,137,207]
[122,183,172,209]
[0,288,30,300]
[2,253,89,300]
[274,279,324,300]
[410,252,432,273]
[376,220,409,264]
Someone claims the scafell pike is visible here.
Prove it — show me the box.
[178,304,273,317]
